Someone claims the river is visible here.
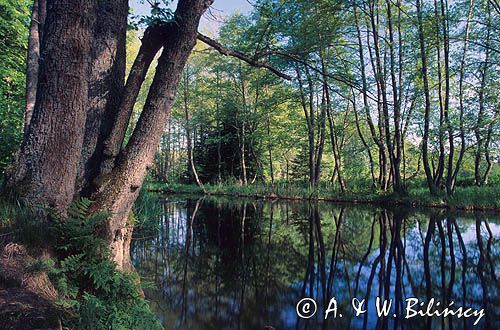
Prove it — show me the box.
[131,195,499,329]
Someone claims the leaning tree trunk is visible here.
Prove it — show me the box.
[92,0,213,269]
[4,0,97,213]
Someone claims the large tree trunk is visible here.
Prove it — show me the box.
[77,0,128,195]
[92,0,213,269]
[4,0,97,213]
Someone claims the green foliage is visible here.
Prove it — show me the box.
[46,199,162,330]
[132,189,162,234]
[130,0,174,29]
[147,0,498,199]
[0,0,29,174]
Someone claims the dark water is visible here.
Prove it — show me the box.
[131,195,499,329]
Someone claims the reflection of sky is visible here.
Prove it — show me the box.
[129,0,252,35]
[133,200,500,329]
[461,219,500,243]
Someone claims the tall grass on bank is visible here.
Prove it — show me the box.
[144,180,500,210]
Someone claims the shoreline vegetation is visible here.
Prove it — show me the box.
[145,182,500,212]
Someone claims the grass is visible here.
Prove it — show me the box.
[144,180,500,211]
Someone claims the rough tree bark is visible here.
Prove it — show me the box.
[77,0,128,195]
[97,23,170,182]
[5,0,98,213]
[5,0,301,271]
[92,0,214,269]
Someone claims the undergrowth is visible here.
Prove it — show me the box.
[28,199,162,329]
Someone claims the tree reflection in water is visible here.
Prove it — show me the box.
[131,196,499,330]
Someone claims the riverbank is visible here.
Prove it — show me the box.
[0,199,162,330]
[145,182,500,211]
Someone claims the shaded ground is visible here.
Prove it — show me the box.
[0,285,60,330]
[0,243,61,330]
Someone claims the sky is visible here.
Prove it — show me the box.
[129,0,253,35]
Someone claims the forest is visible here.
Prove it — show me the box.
[0,0,498,329]
[144,0,499,203]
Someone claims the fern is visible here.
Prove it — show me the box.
[48,199,162,329]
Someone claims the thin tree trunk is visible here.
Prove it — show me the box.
[367,0,390,191]
[239,64,248,185]
[385,0,405,194]
[354,4,380,189]
[451,0,474,191]
[216,68,222,183]
[305,65,323,185]
[24,0,46,134]
[482,105,497,185]
[183,66,205,192]
[313,90,326,185]
[326,99,346,192]
[433,0,446,188]
[266,109,274,187]
[318,47,345,192]
[475,9,491,186]
[440,0,453,195]
[352,89,376,189]
[296,65,316,186]
[416,0,438,195]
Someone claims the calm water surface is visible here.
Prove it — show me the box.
[131,195,499,329]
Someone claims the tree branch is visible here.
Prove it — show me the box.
[197,33,291,80]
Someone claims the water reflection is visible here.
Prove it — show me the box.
[131,196,499,329]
